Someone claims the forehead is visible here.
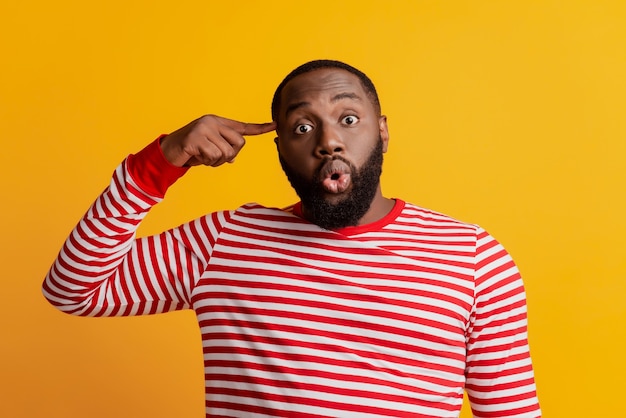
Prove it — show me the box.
[280,68,367,107]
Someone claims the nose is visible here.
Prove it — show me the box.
[315,124,344,157]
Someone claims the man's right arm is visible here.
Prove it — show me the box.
[42,115,276,317]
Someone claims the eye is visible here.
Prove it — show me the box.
[294,124,313,134]
[342,115,359,125]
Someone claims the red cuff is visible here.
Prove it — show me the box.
[126,135,189,198]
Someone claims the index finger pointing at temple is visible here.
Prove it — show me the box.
[226,120,276,135]
[243,121,277,136]
[219,117,276,136]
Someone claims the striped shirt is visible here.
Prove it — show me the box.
[43,139,541,417]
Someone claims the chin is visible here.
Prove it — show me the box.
[321,189,352,205]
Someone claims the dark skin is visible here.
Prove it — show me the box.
[160,115,276,167]
[160,67,394,227]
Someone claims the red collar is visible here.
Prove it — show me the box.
[292,199,405,236]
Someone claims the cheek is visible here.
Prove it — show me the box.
[277,141,315,171]
[278,136,308,158]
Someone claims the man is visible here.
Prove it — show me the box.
[43,60,541,417]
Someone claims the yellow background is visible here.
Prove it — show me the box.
[1,1,624,416]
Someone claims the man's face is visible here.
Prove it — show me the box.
[275,68,389,229]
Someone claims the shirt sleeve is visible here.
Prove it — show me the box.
[42,138,225,317]
[465,228,541,417]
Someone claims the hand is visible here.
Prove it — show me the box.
[160,115,276,167]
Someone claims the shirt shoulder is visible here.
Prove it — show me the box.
[397,201,479,231]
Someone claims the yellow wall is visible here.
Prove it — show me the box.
[2,1,625,416]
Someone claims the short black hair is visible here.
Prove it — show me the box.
[271,59,381,121]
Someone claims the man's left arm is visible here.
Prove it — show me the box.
[465,228,541,418]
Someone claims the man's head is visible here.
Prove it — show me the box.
[272,60,391,230]
[271,60,381,123]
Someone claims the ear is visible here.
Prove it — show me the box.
[379,115,389,152]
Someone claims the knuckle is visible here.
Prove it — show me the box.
[198,114,217,127]
[201,156,218,166]
[233,137,246,150]
[181,143,197,156]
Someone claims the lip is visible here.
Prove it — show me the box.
[319,159,352,194]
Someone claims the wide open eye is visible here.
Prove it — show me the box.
[341,115,359,126]
[295,124,313,134]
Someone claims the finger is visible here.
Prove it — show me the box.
[192,124,245,166]
[218,124,246,151]
[242,121,276,136]
[205,126,239,167]
[214,126,246,166]
[218,117,276,136]
[195,138,232,167]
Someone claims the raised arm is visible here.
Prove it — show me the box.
[42,115,275,317]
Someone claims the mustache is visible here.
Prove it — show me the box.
[315,155,353,176]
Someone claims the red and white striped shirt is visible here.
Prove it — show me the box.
[43,139,541,417]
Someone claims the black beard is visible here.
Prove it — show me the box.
[279,139,384,230]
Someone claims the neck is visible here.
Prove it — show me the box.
[351,188,395,226]
[300,186,395,229]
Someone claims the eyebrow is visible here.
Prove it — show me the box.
[285,92,363,118]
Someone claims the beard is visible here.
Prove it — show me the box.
[279,138,384,230]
